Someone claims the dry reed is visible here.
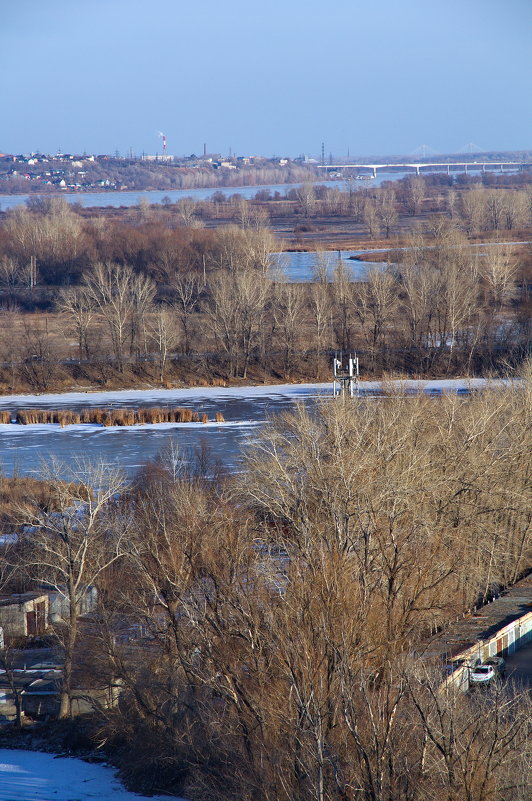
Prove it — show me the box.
[12,405,219,426]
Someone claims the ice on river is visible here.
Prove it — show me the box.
[0,749,187,801]
[0,377,512,409]
[0,379,516,479]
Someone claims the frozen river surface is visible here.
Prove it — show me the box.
[0,382,331,477]
[0,749,187,801]
[0,379,508,478]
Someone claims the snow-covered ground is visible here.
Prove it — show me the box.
[0,420,261,434]
[0,750,187,801]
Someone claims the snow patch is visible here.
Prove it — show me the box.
[0,749,188,801]
[0,420,261,433]
[0,377,515,409]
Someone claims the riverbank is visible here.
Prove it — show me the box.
[0,349,521,400]
[0,739,187,801]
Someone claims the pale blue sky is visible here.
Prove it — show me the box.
[2,0,530,158]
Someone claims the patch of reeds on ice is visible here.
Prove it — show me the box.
[13,406,227,426]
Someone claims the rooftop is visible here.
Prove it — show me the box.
[422,573,532,663]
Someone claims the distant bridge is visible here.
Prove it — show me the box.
[318,161,531,177]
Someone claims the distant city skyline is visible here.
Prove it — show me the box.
[2,0,530,158]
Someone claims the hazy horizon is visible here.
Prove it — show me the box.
[2,0,530,158]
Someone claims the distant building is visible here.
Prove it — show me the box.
[0,593,49,638]
[141,154,174,162]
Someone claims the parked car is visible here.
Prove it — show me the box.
[469,663,498,686]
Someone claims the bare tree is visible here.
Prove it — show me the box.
[297,183,316,217]
[481,245,517,311]
[273,282,305,377]
[3,198,86,283]
[331,259,355,351]
[235,197,270,229]
[446,189,458,219]
[353,267,398,369]
[211,225,276,274]
[406,667,532,801]
[170,274,200,354]
[459,188,485,235]
[0,257,22,297]
[310,282,331,376]
[378,189,398,238]
[146,304,178,383]
[83,263,155,371]
[17,460,128,718]
[175,197,200,227]
[485,189,505,230]
[503,190,529,230]
[363,199,381,239]
[57,286,96,362]
[404,176,425,216]
[207,270,270,378]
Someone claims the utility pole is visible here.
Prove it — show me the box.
[29,255,37,289]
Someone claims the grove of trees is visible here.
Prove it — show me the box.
[1,381,531,801]
[0,181,530,393]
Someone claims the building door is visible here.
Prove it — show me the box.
[36,602,46,634]
[26,610,37,635]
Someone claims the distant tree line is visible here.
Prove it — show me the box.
[0,160,320,194]
[0,184,530,392]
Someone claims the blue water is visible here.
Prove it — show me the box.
[0,175,410,211]
[276,249,388,282]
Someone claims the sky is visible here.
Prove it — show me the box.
[1,0,530,159]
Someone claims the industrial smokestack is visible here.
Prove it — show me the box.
[157,131,167,156]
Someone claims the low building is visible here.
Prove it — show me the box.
[0,663,62,723]
[0,593,49,639]
[42,584,97,624]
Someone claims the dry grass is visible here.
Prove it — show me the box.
[0,411,11,424]
[13,406,216,426]
[0,476,91,531]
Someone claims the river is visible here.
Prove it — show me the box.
[0,174,412,211]
[0,379,506,479]
[2,168,522,212]
[275,249,388,281]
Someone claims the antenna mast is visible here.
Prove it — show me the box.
[333,352,360,398]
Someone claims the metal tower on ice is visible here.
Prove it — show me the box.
[333,353,360,397]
